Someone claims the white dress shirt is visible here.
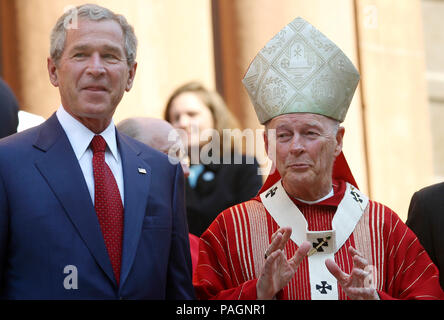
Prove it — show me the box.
[293,188,334,205]
[56,105,124,205]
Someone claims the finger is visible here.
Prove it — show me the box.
[265,233,283,258]
[279,227,292,250]
[325,258,349,284]
[350,267,370,288]
[348,246,364,259]
[353,254,369,270]
[351,267,370,278]
[289,241,311,267]
[266,227,292,258]
[262,249,282,275]
[257,249,284,300]
[348,246,369,269]
[271,227,292,250]
[345,287,379,300]
[271,227,291,242]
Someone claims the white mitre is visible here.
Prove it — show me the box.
[242,17,360,124]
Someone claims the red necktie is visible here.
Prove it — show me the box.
[90,135,123,285]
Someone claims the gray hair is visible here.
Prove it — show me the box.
[50,4,137,66]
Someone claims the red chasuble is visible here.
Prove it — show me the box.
[193,179,444,300]
[194,151,444,300]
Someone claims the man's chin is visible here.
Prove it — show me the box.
[282,172,314,188]
[76,102,115,118]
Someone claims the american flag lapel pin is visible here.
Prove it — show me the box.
[138,168,147,174]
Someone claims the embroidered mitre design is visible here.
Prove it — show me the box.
[242,17,360,124]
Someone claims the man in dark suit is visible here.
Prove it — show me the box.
[0,78,19,138]
[406,182,444,290]
[0,4,194,299]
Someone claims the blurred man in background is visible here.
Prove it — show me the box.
[407,182,444,290]
[117,117,198,272]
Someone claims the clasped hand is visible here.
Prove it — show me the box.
[256,227,379,300]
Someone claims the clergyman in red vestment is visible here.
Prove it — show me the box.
[193,17,444,300]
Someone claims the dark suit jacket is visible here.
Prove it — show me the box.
[0,113,194,299]
[186,155,263,236]
[0,79,19,138]
[407,182,444,290]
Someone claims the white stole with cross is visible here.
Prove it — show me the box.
[260,179,368,300]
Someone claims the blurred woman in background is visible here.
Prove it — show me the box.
[164,81,263,236]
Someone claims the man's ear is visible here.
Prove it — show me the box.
[126,62,137,91]
[334,126,345,157]
[47,57,59,87]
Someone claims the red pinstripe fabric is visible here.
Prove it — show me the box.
[194,184,444,300]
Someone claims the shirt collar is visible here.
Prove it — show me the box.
[293,188,334,205]
[290,179,347,208]
[56,105,119,161]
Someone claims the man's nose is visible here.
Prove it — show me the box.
[289,135,305,154]
[86,53,106,77]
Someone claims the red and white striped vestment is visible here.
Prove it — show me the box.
[193,179,444,300]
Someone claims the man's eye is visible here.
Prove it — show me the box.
[103,54,120,63]
[305,131,320,137]
[73,53,86,58]
[277,132,291,139]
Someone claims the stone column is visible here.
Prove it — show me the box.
[355,0,433,220]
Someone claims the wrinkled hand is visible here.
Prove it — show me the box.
[325,246,379,300]
[256,227,311,300]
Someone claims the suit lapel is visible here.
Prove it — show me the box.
[33,114,116,286]
[117,133,151,288]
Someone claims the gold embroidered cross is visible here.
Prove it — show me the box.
[308,235,331,257]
